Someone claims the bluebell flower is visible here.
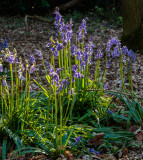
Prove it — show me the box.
[74,72,84,78]
[87,40,95,54]
[112,46,120,58]
[7,54,15,63]
[35,50,42,60]
[61,79,67,87]
[49,69,59,86]
[106,60,111,68]
[67,30,73,41]
[71,45,76,55]
[56,43,63,51]
[56,68,63,74]
[17,61,25,79]
[69,18,73,29]
[3,38,8,48]
[121,46,128,55]
[46,42,51,47]
[77,17,88,42]
[74,136,82,145]
[76,49,82,61]
[0,58,3,72]
[2,76,7,87]
[108,109,113,115]
[49,64,54,73]
[72,65,78,73]
[53,73,59,85]
[96,49,102,59]
[53,7,62,28]
[84,51,89,63]
[128,49,136,63]
[29,61,36,73]
[103,83,108,90]
[0,38,8,51]
[29,54,35,64]
[68,88,74,95]
[53,50,59,57]
[89,148,100,155]
[0,64,3,72]
[17,70,22,79]
[107,38,121,53]
[57,88,60,94]
[81,61,85,71]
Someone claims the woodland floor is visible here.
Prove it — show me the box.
[0,15,143,159]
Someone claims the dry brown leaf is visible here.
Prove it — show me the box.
[128,125,139,133]
[88,133,105,146]
[135,130,143,142]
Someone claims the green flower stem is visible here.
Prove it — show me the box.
[54,85,59,153]
[20,79,23,108]
[47,78,51,130]
[10,63,14,112]
[68,41,72,79]
[102,52,107,84]
[64,45,67,77]
[15,61,19,110]
[129,59,135,95]
[95,58,100,84]
[64,93,75,126]
[0,79,4,119]
[120,54,126,92]
[59,92,62,154]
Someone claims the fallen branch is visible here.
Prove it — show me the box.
[25,15,54,27]
[58,0,82,11]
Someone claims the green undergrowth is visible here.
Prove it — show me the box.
[0,7,142,160]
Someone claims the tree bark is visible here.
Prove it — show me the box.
[121,0,143,51]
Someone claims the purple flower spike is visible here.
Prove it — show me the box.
[74,72,84,78]
[128,49,136,63]
[29,54,35,64]
[76,136,82,142]
[53,50,59,57]
[84,51,89,63]
[29,62,36,73]
[72,65,78,74]
[53,7,62,28]
[46,42,51,47]
[2,76,7,87]
[57,43,63,51]
[107,37,121,53]
[96,49,102,59]
[122,46,128,55]
[56,68,63,74]
[68,88,74,95]
[35,50,42,60]
[103,82,108,90]
[7,54,15,63]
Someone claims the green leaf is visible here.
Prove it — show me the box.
[78,109,92,122]
[2,138,7,160]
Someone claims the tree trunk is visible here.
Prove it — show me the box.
[121,0,143,51]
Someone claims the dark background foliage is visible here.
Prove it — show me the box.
[0,0,121,16]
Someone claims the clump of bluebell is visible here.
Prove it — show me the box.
[0,7,136,156]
